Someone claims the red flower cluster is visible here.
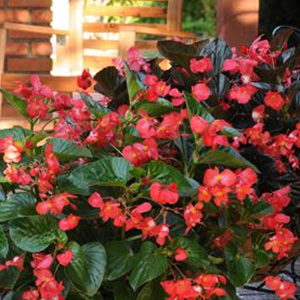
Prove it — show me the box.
[190,116,231,149]
[198,167,257,206]
[22,253,65,300]
[161,274,226,300]
[265,276,296,300]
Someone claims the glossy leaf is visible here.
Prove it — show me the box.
[0,225,8,258]
[226,253,255,287]
[0,89,28,119]
[129,242,168,291]
[80,92,112,118]
[0,192,36,222]
[66,242,107,297]
[251,201,274,217]
[125,63,145,102]
[113,282,136,300]
[0,127,31,141]
[105,241,134,281]
[136,98,175,117]
[147,161,192,195]
[50,138,93,161]
[137,280,166,300]
[199,148,259,172]
[171,237,209,267]
[59,157,132,195]
[9,215,64,252]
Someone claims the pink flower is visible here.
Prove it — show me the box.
[150,182,179,205]
[190,57,213,73]
[175,248,188,261]
[59,214,81,231]
[57,250,73,266]
[192,83,210,102]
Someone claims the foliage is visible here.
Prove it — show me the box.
[0,30,300,300]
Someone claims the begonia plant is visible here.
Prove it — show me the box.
[0,29,300,300]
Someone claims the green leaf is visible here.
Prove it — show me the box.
[113,282,136,300]
[254,250,270,268]
[129,241,168,291]
[50,138,93,161]
[125,63,144,102]
[0,89,28,119]
[251,201,274,217]
[66,242,107,297]
[105,241,134,281]
[0,127,31,141]
[226,253,255,287]
[9,215,65,252]
[185,92,240,137]
[171,237,209,267]
[80,92,112,118]
[199,147,259,172]
[0,192,36,222]
[59,157,132,195]
[136,98,175,117]
[66,288,103,300]
[0,265,21,289]
[147,161,192,195]
[137,280,166,300]
[0,226,8,258]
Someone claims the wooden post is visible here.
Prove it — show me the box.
[118,26,137,59]
[167,0,183,33]
[69,0,84,75]
[0,27,7,119]
[217,0,259,47]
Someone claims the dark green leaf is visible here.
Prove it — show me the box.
[9,215,65,252]
[66,242,107,297]
[80,92,112,117]
[0,127,31,141]
[147,161,192,195]
[105,241,133,281]
[0,89,28,119]
[113,282,136,300]
[171,237,209,267]
[0,226,8,258]
[251,201,274,217]
[0,192,36,222]
[254,250,270,268]
[137,280,166,300]
[129,242,168,291]
[50,138,92,161]
[199,147,259,172]
[0,265,21,289]
[59,157,132,195]
[226,253,255,287]
[124,63,145,102]
[66,288,103,300]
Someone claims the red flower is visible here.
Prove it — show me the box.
[265,276,296,300]
[4,255,24,271]
[203,168,236,187]
[228,84,257,104]
[175,248,188,261]
[88,192,104,208]
[77,69,92,90]
[26,99,49,119]
[190,57,213,74]
[169,88,185,106]
[59,214,81,231]
[0,136,23,164]
[192,83,210,102]
[265,228,297,259]
[150,182,179,205]
[198,186,211,203]
[264,91,285,110]
[45,144,60,175]
[136,111,157,139]
[22,290,40,300]
[146,81,171,102]
[57,250,73,266]
[184,203,203,233]
[31,253,53,269]
[156,112,184,140]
